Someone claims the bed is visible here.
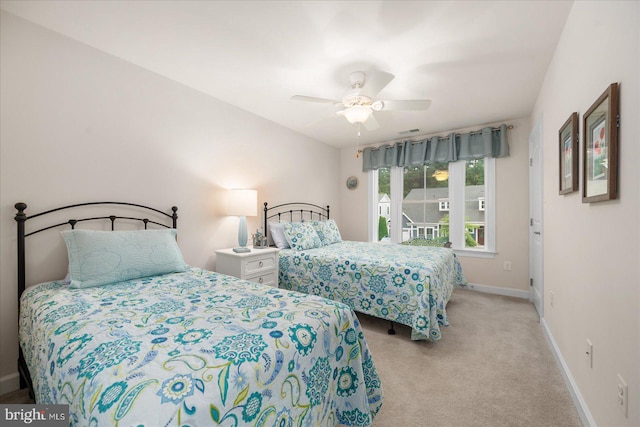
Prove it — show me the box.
[264,202,466,341]
[15,202,383,426]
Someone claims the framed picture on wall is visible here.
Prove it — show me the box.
[559,112,579,195]
[582,83,619,203]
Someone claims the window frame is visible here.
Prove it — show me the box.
[368,158,496,258]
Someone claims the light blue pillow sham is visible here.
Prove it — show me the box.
[281,222,322,251]
[62,229,188,289]
[309,219,342,246]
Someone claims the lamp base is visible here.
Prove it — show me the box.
[233,247,251,253]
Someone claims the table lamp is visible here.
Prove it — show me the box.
[227,189,257,253]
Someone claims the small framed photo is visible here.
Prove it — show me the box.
[559,112,579,195]
[582,83,619,203]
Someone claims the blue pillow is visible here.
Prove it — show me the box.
[62,229,188,289]
[281,222,322,251]
[308,219,342,246]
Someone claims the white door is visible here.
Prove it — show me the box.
[529,116,544,318]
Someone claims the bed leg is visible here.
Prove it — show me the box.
[388,321,396,335]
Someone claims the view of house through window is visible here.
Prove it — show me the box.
[402,163,450,244]
[464,159,485,248]
[373,158,489,250]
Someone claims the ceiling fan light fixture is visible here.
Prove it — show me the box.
[340,105,372,124]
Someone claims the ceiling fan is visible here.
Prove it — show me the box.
[291,69,432,131]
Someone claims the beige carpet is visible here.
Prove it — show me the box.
[1,288,582,426]
[0,388,31,404]
[360,288,582,427]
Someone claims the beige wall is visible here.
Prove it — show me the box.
[339,117,532,294]
[0,11,340,392]
[532,1,639,426]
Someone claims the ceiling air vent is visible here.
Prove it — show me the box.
[399,128,421,135]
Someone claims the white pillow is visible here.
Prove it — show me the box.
[268,221,290,249]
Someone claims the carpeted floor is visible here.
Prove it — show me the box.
[0,288,582,426]
[0,387,32,404]
[359,287,582,427]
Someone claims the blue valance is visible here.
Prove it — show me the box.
[362,124,510,171]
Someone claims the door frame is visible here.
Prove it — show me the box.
[529,115,544,318]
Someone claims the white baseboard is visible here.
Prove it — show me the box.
[463,282,530,299]
[0,372,20,396]
[541,318,595,427]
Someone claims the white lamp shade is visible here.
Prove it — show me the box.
[227,189,258,217]
[343,105,372,124]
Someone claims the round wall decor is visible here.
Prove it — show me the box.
[346,176,359,190]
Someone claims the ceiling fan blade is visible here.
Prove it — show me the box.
[363,114,380,131]
[361,69,395,98]
[378,99,432,111]
[291,95,341,104]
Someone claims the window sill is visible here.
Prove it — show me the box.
[453,249,496,259]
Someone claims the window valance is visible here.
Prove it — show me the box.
[362,124,510,171]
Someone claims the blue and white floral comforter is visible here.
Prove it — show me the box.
[278,241,466,341]
[19,268,383,426]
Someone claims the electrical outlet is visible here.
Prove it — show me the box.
[585,339,593,368]
[550,291,554,307]
[503,261,512,271]
[617,374,628,418]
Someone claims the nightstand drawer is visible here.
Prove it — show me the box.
[215,247,280,286]
[243,255,276,275]
[246,271,277,287]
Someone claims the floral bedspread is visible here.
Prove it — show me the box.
[278,241,467,341]
[20,268,383,426]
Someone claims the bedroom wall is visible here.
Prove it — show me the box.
[0,11,340,393]
[339,117,531,295]
[531,1,639,426]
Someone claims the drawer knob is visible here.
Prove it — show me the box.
[259,261,264,267]
[259,277,263,283]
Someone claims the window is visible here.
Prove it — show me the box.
[368,158,495,255]
[463,159,485,249]
[402,163,449,244]
[373,168,391,242]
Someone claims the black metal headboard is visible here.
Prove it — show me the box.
[15,201,178,299]
[14,201,178,393]
[263,202,329,239]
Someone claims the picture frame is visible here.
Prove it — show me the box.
[582,83,619,203]
[558,112,579,194]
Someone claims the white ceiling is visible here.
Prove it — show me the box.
[1,0,572,148]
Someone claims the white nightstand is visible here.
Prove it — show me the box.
[215,247,280,287]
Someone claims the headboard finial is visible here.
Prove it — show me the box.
[15,202,27,217]
[171,206,178,228]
